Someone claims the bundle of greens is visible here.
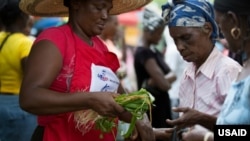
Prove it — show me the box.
[114,88,154,138]
[74,88,154,138]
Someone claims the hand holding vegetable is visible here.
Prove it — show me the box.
[73,88,155,139]
[133,114,156,141]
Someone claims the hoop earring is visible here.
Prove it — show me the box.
[231,27,241,39]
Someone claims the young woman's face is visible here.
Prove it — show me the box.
[145,26,165,45]
[169,26,213,64]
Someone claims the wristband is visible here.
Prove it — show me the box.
[203,132,213,141]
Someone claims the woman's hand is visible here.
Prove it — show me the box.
[135,114,155,141]
[181,125,210,141]
[88,92,125,117]
[154,128,174,141]
[166,107,216,131]
[166,107,203,130]
[124,114,155,141]
[124,127,139,141]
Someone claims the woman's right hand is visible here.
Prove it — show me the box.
[87,92,125,118]
[166,107,216,131]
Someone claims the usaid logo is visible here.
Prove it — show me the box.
[214,125,250,141]
[97,70,108,81]
[218,129,247,136]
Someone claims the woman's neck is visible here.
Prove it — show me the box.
[142,39,151,48]
[68,21,93,46]
[195,45,214,70]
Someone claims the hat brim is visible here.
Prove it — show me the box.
[19,0,152,17]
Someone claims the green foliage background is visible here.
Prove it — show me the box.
[154,0,166,7]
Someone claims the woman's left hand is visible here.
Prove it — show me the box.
[124,127,140,141]
[124,114,155,141]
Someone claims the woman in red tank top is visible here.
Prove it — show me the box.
[18,0,155,141]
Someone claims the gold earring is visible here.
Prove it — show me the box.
[201,27,209,34]
[230,27,241,39]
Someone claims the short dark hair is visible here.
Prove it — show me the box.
[0,0,23,26]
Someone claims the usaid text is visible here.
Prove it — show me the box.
[218,129,247,136]
[214,125,250,141]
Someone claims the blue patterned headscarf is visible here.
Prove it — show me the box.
[162,0,219,43]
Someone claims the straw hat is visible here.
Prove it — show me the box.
[19,0,152,17]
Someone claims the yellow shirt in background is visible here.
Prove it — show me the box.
[0,32,33,94]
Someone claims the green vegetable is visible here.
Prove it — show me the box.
[96,88,155,138]
[74,88,154,139]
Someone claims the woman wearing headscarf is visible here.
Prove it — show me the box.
[134,8,177,139]
[159,0,242,140]
[214,0,250,125]
[18,0,155,141]
[157,0,250,140]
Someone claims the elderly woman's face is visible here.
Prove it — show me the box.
[169,26,212,64]
[75,0,113,36]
